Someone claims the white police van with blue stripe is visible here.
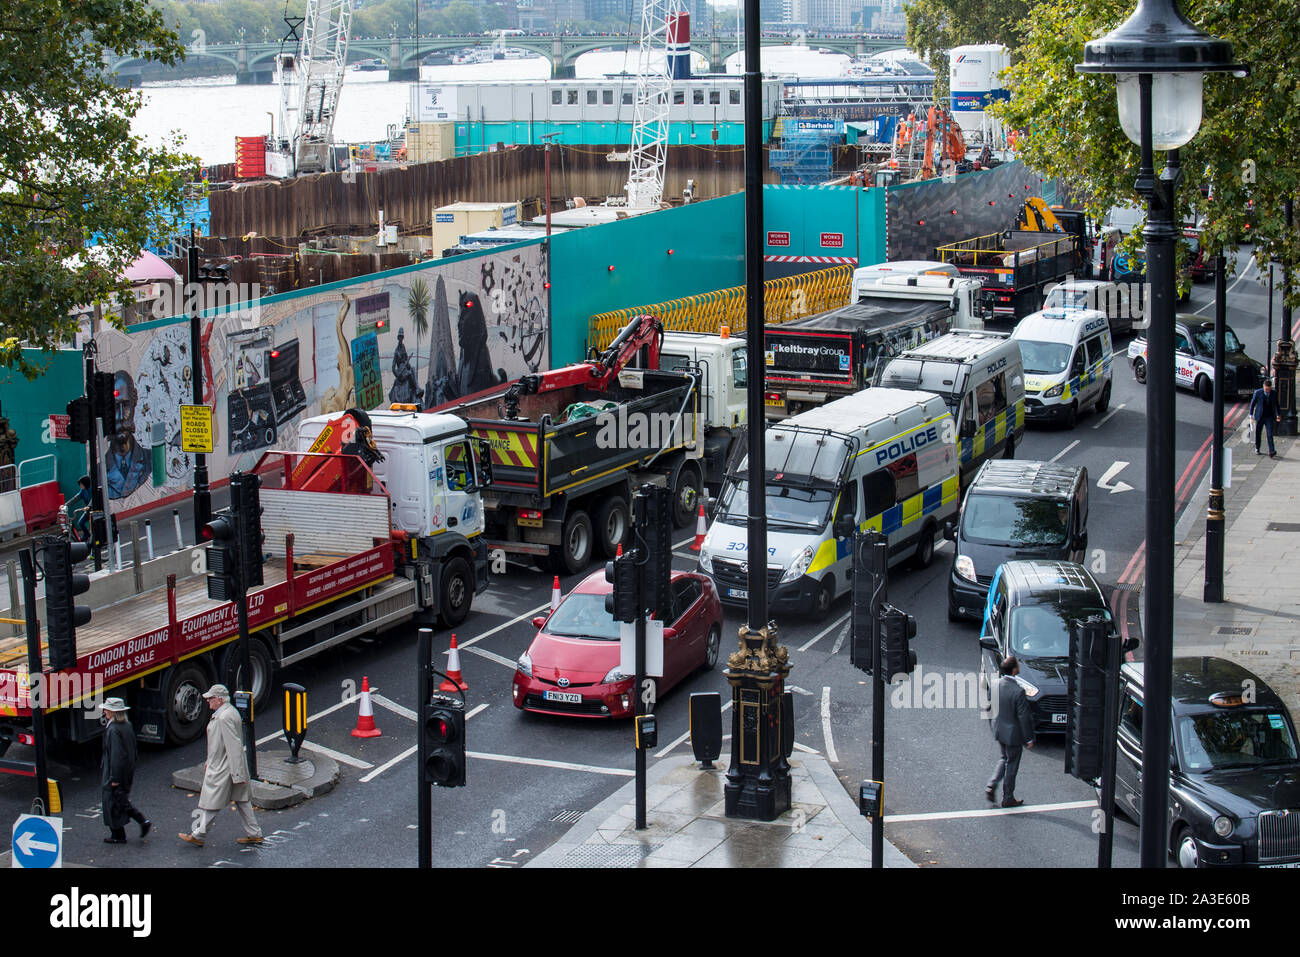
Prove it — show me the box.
[1012,308,1114,429]
[698,388,958,620]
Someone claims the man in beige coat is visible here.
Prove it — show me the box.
[179,684,263,847]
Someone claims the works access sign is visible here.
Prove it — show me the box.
[767,231,790,247]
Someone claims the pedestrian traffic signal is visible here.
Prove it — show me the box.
[879,603,917,681]
[635,484,673,619]
[203,509,240,601]
[1065,617,1109,781]
[635,713,657,750]
[604,554,639,623]
[92,371,116,438]
[43,537,91,671]
[231,471,264,588]
[66,396,93,444]
[421,693,466,787]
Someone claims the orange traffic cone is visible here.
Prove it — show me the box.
[689,502,707,552]
[440,634,468,692]
[350,676,382,738]
[551,575,561,612]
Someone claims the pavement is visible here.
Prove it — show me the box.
[528,751,915,868]
[1171,427,1300,716]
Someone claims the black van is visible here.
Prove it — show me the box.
[947,460,1089,621]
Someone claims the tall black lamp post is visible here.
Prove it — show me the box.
[1277,200,1297,435]
[1077,0,1242,869]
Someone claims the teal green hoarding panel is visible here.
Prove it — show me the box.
[0,350,86,501]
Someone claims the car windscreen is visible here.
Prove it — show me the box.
[718,478,833,531]
[543,593,620,641]
[961,493,1071,547]
[1007,602,1108,660]
[1192,327,1243,356]
[1044,289,1091,310]
[1178,710,1299,770]
[1017,340,1073,376]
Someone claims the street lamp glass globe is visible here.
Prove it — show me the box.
[1116,72,1204,149]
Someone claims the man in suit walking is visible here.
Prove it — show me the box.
[1250,379,1281,457]
[987,655,1036,808]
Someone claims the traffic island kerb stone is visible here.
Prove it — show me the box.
[170,748,339,810]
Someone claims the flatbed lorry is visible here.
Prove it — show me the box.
[0,407,491,754]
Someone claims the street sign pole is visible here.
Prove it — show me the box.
[189,224,212,540]
[417,626,432,869]
[633,492,648,831]
[19,548,49,814]
[82,344,103,571]
[230,475,257,780]
[1098,627,1123,868]
[866,533,887,870]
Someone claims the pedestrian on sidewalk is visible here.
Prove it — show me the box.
[101,697,150,844]
[179,685,263,848]
[1250,379,1281,457]
[986,656,1035,809]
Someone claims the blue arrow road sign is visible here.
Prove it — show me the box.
[12,814,62,868]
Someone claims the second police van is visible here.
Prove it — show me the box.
[1011,307,1114,428]
[698,388,958,620]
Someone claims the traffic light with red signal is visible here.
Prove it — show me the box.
[420,692,466,788]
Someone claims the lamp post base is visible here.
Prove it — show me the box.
[1274,339,1298,437]
[723,624,792,821]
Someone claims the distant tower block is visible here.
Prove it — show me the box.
[668,11,691,81]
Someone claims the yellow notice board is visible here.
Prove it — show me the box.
[180,404,214,454]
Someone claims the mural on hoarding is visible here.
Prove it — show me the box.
[90,243,549,512]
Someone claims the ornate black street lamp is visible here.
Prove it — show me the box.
[1077,0,1243,868]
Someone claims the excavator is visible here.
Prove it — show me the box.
[1017,197,1092,276]
[893,107,967,180]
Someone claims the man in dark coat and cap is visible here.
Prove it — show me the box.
[101,697,150,843]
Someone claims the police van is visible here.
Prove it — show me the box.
[1011,308,1113,428]
[875,331,1026,489]
[698,388,958,620]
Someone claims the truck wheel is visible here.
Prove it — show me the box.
[670,462,702,529]
[810,578,833,622]
[438,556,473,628]
[557,509,593,575]
[1196,375,1213,402]
[164,659,215,745]
[912,521,936,569]
[1096,382,1112,414]
[1133,358,1146,384]
[219,638,276,713]
[594,496,629,559]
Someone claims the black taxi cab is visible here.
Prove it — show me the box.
[1115,657,1300,868]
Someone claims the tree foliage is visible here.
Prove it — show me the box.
[905,0,1034,83]
[1,0,199,377]
[991,0,1300,292]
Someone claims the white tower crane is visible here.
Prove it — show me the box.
[619,0,686,210]
[267,1,354,178]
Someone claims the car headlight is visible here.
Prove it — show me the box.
[1213,814,1233,838]
[781,546,814,584]
[1043,383,1064,398]
[602,667,630,684]
[955,555,977,582]
[698,550,713,574]
[516,651,532,676]
[1015,676,1040,699]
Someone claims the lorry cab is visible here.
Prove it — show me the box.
[656,330,748,487]
[1012,308,1113,428]
[875,330,1025,486]
[699,388,958,620]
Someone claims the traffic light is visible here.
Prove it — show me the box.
[43,538,91,671]
[1065,618,1109,781]
[604,554,639,623]
[66,396,93,444]
[92,371,116,438]
[231,471,264,588]
[879,603,917,681]
[850,530,887,675]
[203,509,239,601]
[634,713,657,750]
[635,485,672,619]
[421,692,466,787]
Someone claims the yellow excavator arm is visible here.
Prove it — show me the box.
[1018,197,1064,232]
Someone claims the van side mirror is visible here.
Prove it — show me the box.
[1072,532,1087,552]
[663,627,678,640]
[943,521,956,541]
[834,514,854,539]
[979,637,999,653]
[1122,636,1140,654]
[960,419,976,438]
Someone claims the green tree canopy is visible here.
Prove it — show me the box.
[991,0,1300,290]
[905,0,1033,81]
[1,0,199,377]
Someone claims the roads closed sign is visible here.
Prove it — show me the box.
[180,404,214,454]
[820,232,844,249]
[767,231,790,247]
[48,414,70,440]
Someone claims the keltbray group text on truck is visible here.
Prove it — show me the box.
[936,227,1086,321]
[0,408,491,754]
[763,274,984,421]
[437,314,704,573]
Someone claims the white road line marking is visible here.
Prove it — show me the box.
[466,703,489,720]
[371,694,417,721]
[1049,440,1080,463]
[297,741,374,770]
[787,685,814,696]
[820,686,839,764]
[459,603,550,648]
[1193,254,1256,315]
[465,646,519,670]
[1092,402,1126,429]
[673,550,701,561]
[830,622,849,655]
[654,699,733,757]
[467,751,634,776]
[360,745,417,783]
[792,742,820,754]
[253,695,358,749]
[883,799,1097,824]
[799,612,850,652]
[673,535,695,549]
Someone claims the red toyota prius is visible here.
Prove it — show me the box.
[512,570,723,718]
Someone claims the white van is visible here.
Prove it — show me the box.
[1012,308,1114,428]
[875,330,1026,487]
[698,388,958,620]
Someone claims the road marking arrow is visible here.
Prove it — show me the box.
[787,685,815,696]
[1098,461,1134,494]
[16,832,57,855]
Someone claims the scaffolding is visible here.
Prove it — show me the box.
[769,127,837,185]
